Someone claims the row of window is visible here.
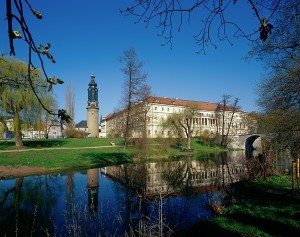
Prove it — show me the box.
[147,130,171,136]
[153,106,180,112]
[152,106,221,118]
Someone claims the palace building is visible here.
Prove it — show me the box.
[101,96,251,140]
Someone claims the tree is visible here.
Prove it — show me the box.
[215,95,240,148]
[162,103,198,149]
[248,0,300,64]
[241,111,259,134]
[256,67,300,158]
[250,0,300,158]
[65,82,75,128]
[121,0,280,53]
[131,85,152,150]
[0,56,57,146]
[118,48,148,149]
[2,0,70,121]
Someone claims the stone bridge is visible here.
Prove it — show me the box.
[229,133,266,155]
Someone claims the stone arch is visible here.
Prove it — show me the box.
[245,135,261,158]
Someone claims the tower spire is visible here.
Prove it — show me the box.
[87,73,99,138]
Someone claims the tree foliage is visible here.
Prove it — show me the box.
[3,0,69,121]
[252,0,300,157]
[0,56,57,146]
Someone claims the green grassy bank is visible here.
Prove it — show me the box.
[0,137,222,169]
[176,175,300,237]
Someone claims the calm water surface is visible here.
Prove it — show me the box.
[0,151,275,236]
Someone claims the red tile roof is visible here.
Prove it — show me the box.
[104,96,242,121]
[146,96,219,111]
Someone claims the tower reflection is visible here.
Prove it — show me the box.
[87,168,99,219]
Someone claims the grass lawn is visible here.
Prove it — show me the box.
[0,137,224,169]
[175,175,300,237]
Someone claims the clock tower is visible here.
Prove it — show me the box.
[87,73,99,137]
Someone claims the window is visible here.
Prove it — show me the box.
[162,107,164,111]
[154,107,157,111]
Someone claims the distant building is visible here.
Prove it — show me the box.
[75,120,88,133]
[48,119,63,138]
[0,117,65,139]
[101,96,250,140]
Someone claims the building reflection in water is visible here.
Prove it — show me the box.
[87,168,99,219]
[101,151,248,198]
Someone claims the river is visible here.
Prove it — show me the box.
[0,150,290,236]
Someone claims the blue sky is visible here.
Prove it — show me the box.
[0,0,265,123]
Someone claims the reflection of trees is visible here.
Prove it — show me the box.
[161,156,195,195]
[0,177,23,235]
[0,175,64,236]
[103,151,248,199]
[101,151,248,235]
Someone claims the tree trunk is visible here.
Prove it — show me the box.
[124,107,130,149]
[14,133,23,147]
[187,135,191,149]
[13,112,23,147]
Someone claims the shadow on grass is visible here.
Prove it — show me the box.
[0,139,69,149]
[173,220,240,237]
[227,212,300,237]
[22,140,69,148]
[238,180,300,208]
[80,152,132,167]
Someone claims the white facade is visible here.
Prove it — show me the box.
[102,96,250,139]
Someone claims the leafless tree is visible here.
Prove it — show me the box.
[216,95,240,148]
[118,48,148,148]
[121,0,280,53]
[65,82,75,128]
[132,85,152,150]
[163,103,198,149]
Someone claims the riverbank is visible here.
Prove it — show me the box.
[0,137,225,178]
[0,165,49,179]
[175,175,300,236]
